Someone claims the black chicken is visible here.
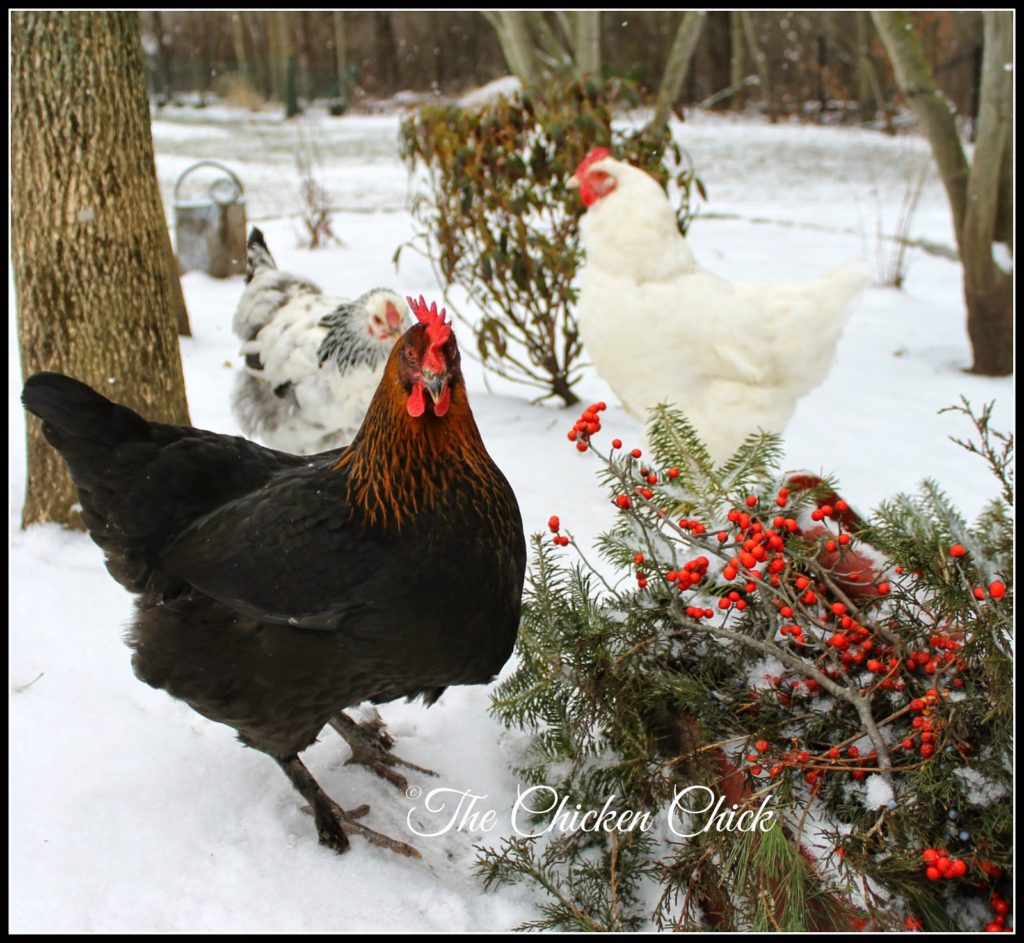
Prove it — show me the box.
[21,297,526,857]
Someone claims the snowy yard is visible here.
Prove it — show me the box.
[9,101,1013,932]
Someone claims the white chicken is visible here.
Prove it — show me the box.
[231,228,409,454]
[568,148,870,462]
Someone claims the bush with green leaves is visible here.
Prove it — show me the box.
[479,400,1013,932]
[398,77,702,407]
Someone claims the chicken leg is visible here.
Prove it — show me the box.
[329,710,437,792]
[278,755,421,858]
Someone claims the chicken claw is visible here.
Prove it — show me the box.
[285,755,421,858]
[329,710,438,792]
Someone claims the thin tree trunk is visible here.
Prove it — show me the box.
[271,11,300,117]
[231,11,251,87]
[871,11,970,240]
[12,11,191,527]
[191,12,211,104]
[574,11,601,78]
[854,12,880,124]
[873,10,1011,377]
[740,11,775,122]
[295,10,314,104]
[250,13,273,99]
[729,11,745,111]
[651,12,706,128]
[333,11,349,99]
[482,11,540,88]
[151,10,173,104]
[960,11,1012,375]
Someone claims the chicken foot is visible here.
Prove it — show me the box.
[329,710,437,792]
[279,755,421,858]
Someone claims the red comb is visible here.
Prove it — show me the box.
[574,147,611,178]
[406,295,452,374]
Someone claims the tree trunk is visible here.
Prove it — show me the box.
[333,11,349,99]
[295,10,314,104]
[482,11,540,88]
[250,13,273,99]
[231,11,251,87]
[12,11,191,528]
[854,12,882,125]
[372,12,399,94]
[190,12,211,104]
[872,10,1012,377]
[574,11,601,78]
[960,11,1013,375]
[527,11,572,71]
[740,12,775,122]
[651,12,706,128]
[270,11,301,117]
[150,10,173,105]
[871,12,970,239]
[729,11,745,110]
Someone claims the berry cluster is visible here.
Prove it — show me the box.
[920,846,968,881]
[548,515,570,547]
[566,401,607,452]
[985,889,1011,932]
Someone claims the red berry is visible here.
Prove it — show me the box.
[989,580,1006,599]
[548,516,560,533]
[755,739,770,753]
[877,581,890,594]
[949,544,966,557]
[611,438,622,449]
[745,495,758,507]
[921,848,938,865]
[925,866,941,881]
[630,448,642,459]
[615,495,631,509]
[667,467,679,479]
[973,587,986,600]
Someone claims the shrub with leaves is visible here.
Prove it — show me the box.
[399,77,703,407]
[478,400,1013,932]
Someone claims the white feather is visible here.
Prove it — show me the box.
[230,234,408,454]
[576,155,869,462]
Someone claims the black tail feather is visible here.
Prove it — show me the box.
[21,373,150,488]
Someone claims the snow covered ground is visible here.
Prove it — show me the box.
[9,100,1013,932]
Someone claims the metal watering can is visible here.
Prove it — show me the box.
[173,161,247,278]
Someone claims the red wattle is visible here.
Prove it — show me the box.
[407,382,425,417]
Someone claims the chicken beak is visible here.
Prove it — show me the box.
[566,174,580,189]
[422,371,447,405]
